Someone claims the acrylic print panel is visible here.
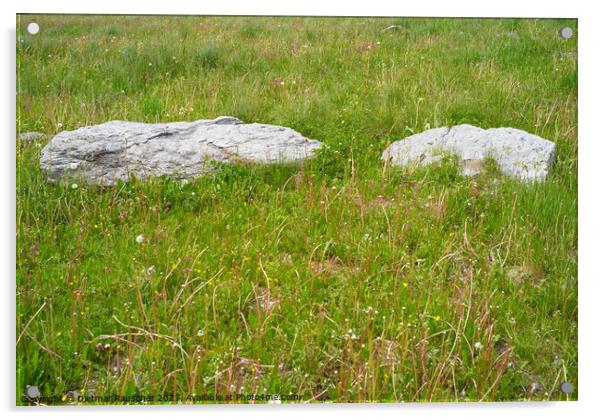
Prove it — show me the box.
[16,14,577,405]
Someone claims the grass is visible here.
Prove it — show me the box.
[16,15,577,404]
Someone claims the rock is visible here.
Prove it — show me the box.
[18,131,45,142]
[40,116,322,186]
[382,124,556,181]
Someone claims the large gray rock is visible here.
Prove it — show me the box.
[40,116,322,186]
[382,124,556,181]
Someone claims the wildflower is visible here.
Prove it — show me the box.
[474,342,483,351]
[197,329,204,337]
[434,315,441,322]
[136,234,144,244]
[530,382,541,393]
[71,183,78,190]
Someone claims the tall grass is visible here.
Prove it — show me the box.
[16,15,577,403]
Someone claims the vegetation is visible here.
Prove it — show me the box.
[16,15,577,403]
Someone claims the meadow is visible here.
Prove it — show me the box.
[16,15,578,403]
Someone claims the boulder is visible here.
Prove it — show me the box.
[40,116,322,186]
[18,131,46,142]
[382,124,556,181]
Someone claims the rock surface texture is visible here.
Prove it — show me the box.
[19,131,46,142]
[382,124,556,181]
[40,116,322,185]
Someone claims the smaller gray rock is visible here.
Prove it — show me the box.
[382,124,556,182]
[18,131,45,142]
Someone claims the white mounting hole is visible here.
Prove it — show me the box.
[27,22,40,35]
[560,27,573,39]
